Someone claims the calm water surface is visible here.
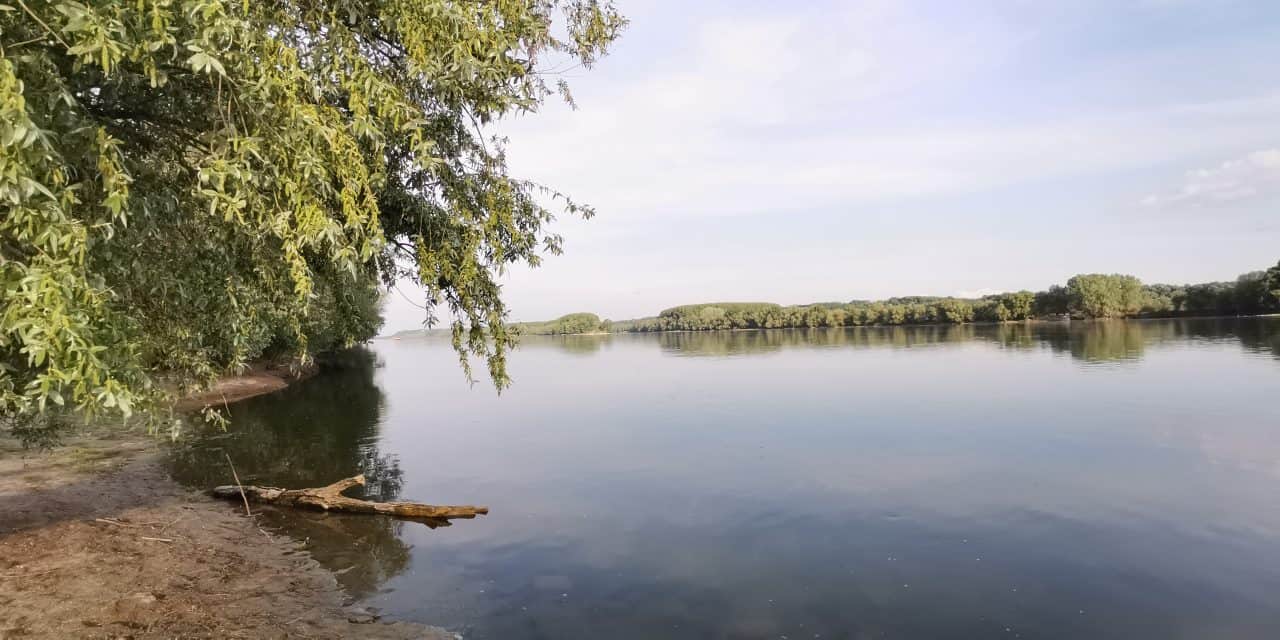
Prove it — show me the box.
[169,319,1280,639]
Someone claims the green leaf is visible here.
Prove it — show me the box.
[186,51,226,76]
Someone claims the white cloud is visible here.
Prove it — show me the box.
[506,86,1280,221]
[1143,148,1280,207]
[496,3,1033,216]
[498,0,1280,222]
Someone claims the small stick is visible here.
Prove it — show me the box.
[94,518,135,527]
[140,537,173,543]
[224,452,252,517]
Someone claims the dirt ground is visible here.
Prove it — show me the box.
[173,363,314,413]
[0,432,454,639]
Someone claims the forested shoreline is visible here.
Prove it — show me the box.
[476,260,1280,336]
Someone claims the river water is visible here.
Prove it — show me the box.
[169,318,1280,639]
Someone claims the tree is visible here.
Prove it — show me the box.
[1035,285,1070,316]
[1143,284,1181,314]
[1065,274,1146,318]
[988,291,1034,321]
[936,298,974,324]
[881,305,906,324]
[515,313,603,335]
[1183,282,1235,315]
[525,259,1280,337]
[697,306,729,329]
[1233,270,1273,315]
[2,0,625,438]
[1267,261,1280,310]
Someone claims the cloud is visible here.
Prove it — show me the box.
[497,0,1280,222]
[381,0,1280,330]
[507,87,1280,221]
[1143,148,1280,207]
[496,3,1034,216]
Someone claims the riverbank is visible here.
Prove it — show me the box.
[173,362,318,413]
[0,391,453,638]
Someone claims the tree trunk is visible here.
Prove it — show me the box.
[210,475,488,521]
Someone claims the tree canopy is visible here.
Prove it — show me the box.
[1063,274,1147,318]
[1,0,625,439]
[544,259,1280,334]
[514,312,606,335]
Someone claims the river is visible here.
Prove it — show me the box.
[169,318,1280,639]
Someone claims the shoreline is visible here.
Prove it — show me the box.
[385,313,1280,342]
[0,376,453,639]
[173,362,318,413]
[609,313,1280,335]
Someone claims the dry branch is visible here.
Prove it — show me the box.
[209,475,488,521]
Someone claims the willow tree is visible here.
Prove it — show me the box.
[1,0,625,439]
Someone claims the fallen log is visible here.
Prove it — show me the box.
[210,475,488,521]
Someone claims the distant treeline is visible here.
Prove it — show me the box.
[506,260,1280,335]
[513,312,613,335]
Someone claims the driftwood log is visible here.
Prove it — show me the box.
[210,475,488,521]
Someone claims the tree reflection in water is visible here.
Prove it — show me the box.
[167,349,416,598]
[584,317,1280,363]
[167,318,1280,604]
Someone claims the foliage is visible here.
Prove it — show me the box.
[1065,274,1147,319]
[515,312,605,335]
[980,291,1035,322]
[1034,285,1070,317]
[1268,260,1280,308]
[936,298,975,324]
[525,259,1280,334]
[1233,271,1272,315]
[1143,263,1280,318]
[1,0,625,438]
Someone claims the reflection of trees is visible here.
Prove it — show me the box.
[551,334,609,355]
[1034,317,1280,363]
[1033,320,1148,363]
[166,348,414,598]
[985,322,1038,351]
[658,330,785,356]
[1216,317,1280,360]
[623,317,1280,364]
[656,326,986,356]
[168,349,399,492]
[515,334,611,355]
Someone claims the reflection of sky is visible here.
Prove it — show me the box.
[332,322,1280,638]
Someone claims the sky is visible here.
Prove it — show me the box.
[382,0,1280,333]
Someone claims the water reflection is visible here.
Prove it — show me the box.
[170,318,1280,639]
[167,350,414,598]
[654,324,982,356]
[567,317,1280,363]
[1237,318,1280,359]
[463,317,1280,363]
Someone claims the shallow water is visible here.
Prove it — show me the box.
[170,318,1280,639]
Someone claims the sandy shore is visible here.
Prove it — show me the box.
[0,390,453,638]
[173,363,317,413]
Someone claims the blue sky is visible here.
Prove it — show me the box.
[383,0,1280,332]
